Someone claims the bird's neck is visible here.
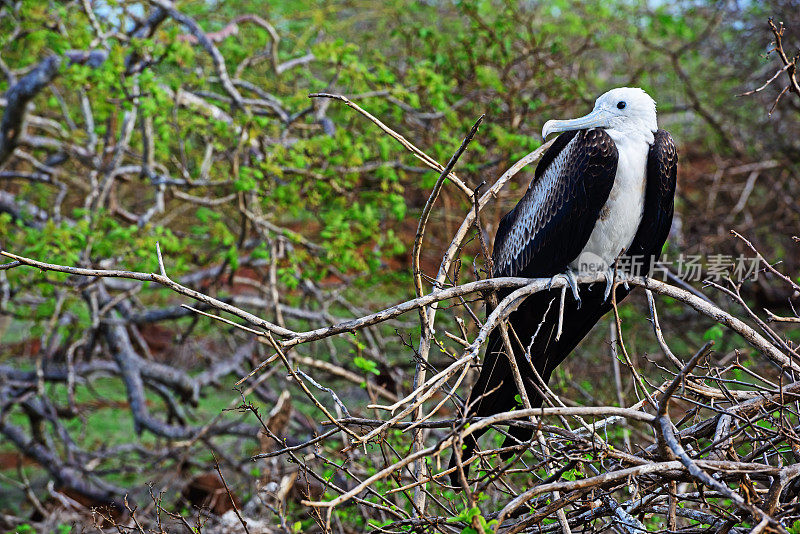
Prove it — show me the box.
[605,125,656,146]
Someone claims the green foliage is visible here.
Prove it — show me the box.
[703,324,725,343]
[1,0,773,336]
[561,467,583,482]
[1,0,793,528]
[448,503,498,534]
[353,356,380,376]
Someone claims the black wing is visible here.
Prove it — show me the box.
[626,129,678,274]
[492,128,619,278]
[451,129,677,484]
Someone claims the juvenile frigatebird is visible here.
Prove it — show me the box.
[451,87,677,479]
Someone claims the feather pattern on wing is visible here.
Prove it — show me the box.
[492,128,619,278]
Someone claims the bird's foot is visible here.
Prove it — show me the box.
[565,269,582,308]
[602,268,616,301]
[549,271,581,308]
[548,273,566,290]
[617,270,630,290]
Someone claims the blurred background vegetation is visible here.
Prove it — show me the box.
[0,0,798,531]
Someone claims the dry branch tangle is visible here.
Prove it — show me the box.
[3,250,793,371]
[2,245,799,527]
[2,6,799,528]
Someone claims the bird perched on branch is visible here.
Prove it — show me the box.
[450,87,677,482]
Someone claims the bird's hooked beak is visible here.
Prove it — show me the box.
[542,108,613,139]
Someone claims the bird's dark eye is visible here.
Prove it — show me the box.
[617,101,626,109]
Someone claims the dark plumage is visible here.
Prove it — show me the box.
[449,88,677,484]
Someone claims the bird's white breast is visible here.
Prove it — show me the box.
[570,131,649,273]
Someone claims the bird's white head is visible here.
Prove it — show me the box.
[542,87,658,144]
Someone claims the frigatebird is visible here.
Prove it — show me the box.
[451,87,677,480]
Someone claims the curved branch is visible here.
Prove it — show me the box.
[0,50,107,165]
[149,0,243,108]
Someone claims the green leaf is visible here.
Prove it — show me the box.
[703,324,724,343]
[353,356,380,376]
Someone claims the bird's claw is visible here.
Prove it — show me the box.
[603,268,615,301]
[565,269,581,308]
[549,271,581,308]
[548,273,565,290]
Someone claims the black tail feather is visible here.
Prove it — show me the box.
[448,285,629,488]
[500,423,535,460]
[448,325,543,485]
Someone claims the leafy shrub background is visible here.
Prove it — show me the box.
[0,0,798,530]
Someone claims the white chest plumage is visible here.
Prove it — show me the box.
[570,131,650,273]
